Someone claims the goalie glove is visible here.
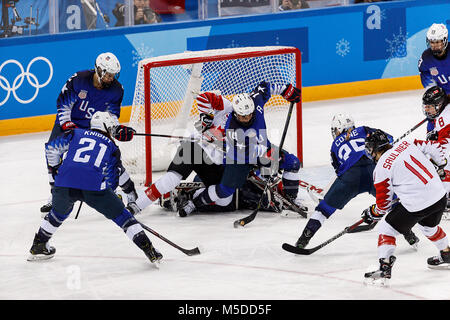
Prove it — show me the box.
[113,125,136,142]
[61,121,77,131]
[194,113,214,133]
[361,204,384,224]
[281,84,301,103]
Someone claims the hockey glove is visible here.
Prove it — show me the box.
[361,204,383,224]
[281,84,301,103]
[426,130,438,141]
[61,121,77,131]
[196,92,224,112]
[432,158,447,180]
[194,113,214,133]
[113,125,136,142]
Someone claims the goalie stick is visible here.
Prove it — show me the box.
[234,102,296,228]
[282,218,365,255]
[138,220,201,256]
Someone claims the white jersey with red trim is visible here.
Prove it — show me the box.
[192,95,233,164]
[373,140,446,214]
[428,106,450,188]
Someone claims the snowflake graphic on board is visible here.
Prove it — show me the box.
[227,40,241,48]
[336,38,350,57]
[385,27,408,61]
[132,43,155,67]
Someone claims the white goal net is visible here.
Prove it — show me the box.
[120,46,302,186]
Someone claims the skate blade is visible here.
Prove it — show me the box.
[427,263,450,270]
[27,253,54,262]
[410,243,419,251]
[363,277,390,287]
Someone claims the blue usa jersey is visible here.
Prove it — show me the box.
[45,129,121,191]
[224,81,285,164]
[418,49,450,94]
[330,126,375,176]
[56,70,124,129]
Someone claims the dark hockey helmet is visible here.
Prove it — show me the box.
[365,129,392,162]
[422,86,448,119]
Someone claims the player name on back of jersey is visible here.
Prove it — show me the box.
[84,130,110,142]
[382,141,410,170]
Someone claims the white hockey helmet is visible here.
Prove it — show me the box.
[90,111,119,133]
[95,52,121,86]
[331,113,355,139]
[426,23,448,56]
[232,93,255,116]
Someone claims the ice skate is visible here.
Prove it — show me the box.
[143,243,163,264]
[27,234,55,261]
[40,196,52,216]
[295,228,314,249]
[427,250,450,270]
[403,230,419,250]
[364,256,396,286]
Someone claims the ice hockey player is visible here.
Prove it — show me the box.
[421,86,450,217]
[28,111,162,264]
[41,52,138,213]
[176,81,305,217]
[418,23,450,98]
[418,23,450,135]
[291,114,419,250]
[363,129,450,284]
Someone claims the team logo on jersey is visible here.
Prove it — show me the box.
[430,67,439,76]
[78,90,88,99]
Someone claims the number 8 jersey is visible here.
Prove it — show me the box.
[45,128,120,191]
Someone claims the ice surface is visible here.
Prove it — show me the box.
[1,90,449,300]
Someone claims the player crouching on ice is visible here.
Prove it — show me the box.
[363,130,450,284]
[28,111,162,264]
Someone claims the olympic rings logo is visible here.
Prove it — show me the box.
[0,56,53,106]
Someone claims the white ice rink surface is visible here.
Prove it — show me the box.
[1,89,449,300]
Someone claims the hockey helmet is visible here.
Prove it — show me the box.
[90,111,119,133]
[232,93,256,126]
[422,86,448,119]
[365,129,392,162]
[331,113,355,139]
[426,23,448,56]
[95,52,121,87]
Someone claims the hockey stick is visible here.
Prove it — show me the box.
[138,221,201,256]
[393,118,427,144]
[282,218,365,255]
[134,133,199,142]
[234,101,296,228]
[74,201,83,219]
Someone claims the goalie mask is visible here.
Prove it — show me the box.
[426,23,448,57]
[422,86,448,119]
[365,129,392,162]
[90,111,119,134]
[232,93,256,127]
[331,113,355,139]
[95,52,121,88]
